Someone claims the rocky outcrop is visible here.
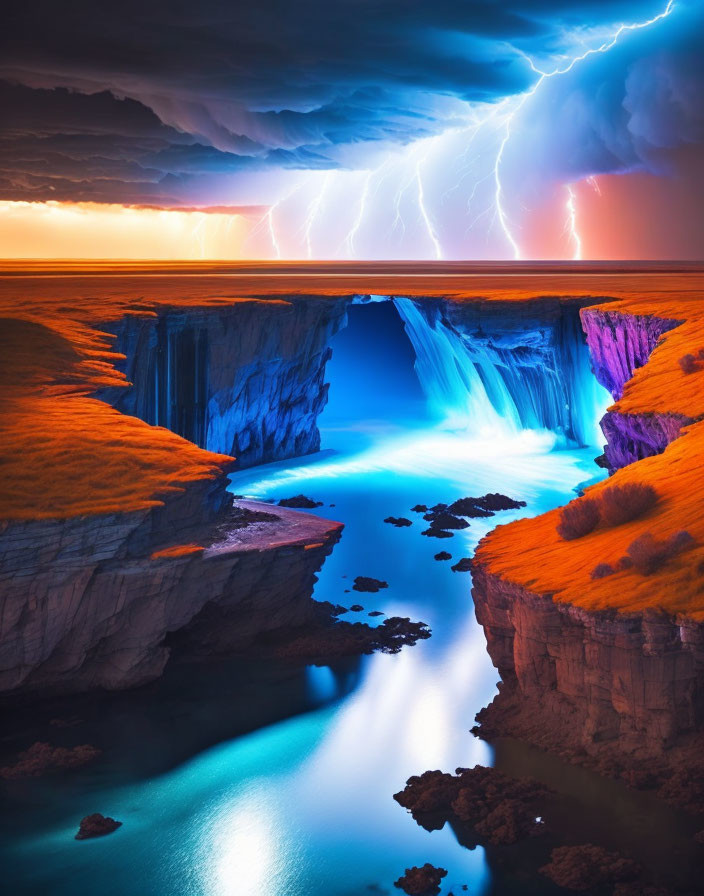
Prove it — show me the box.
[581,309,681,400]
[75,814,122,840]
[96,296,349,468]
[581,307,690,471]
[539,845,639,892]
[0,473,341,695]
[394,764,549,845]
[471,564,704,754]
[394,864,447,895]
[470,300,704,808]
[600,409,690,470]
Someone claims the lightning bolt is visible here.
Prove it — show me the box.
[495,0,676,259]
[266,206,281,259]
[303,172,331,259]
[587,175,602,196]
[416,156,443,260]
[232,1,674,261]
[565,184,582,260]
[344,172,372,258]
[247,181,305,259]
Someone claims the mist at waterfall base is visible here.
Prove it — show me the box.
[2,303,620,895]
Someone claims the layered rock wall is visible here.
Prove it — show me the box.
[581,307,689,471]
[0,476,341,695]
[472,563,704,754]
[96,297,349,467]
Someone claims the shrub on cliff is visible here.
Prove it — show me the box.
[626,530,694,575]
[599,482,657,527]
[591,563,615,579]
[678,353,700,374]
[557,497,600,540]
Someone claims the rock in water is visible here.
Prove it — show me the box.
[426,511,469,530]
[434,551,452,561]
[384,516,412,527]
[75,813,122,840]
[421,528,453,539]
[394,765,550,846]
[0,742,100,779]
[451,557,473,572]
[353,576,388,593]
[277,495,323,508]
[447,493,526,518]
[394,864,447,895]
[539,845,639,891]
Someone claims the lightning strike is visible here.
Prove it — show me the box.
[416,157,443,260]
[565,184,582,260]
[344,172,372,258]
[303,172,331,259]
[588,175,602,196]
[266,205,281,259]
[494,0,676,259]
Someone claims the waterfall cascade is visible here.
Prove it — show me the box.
[393,297,608,448]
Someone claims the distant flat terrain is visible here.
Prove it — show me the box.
[1,261,702,321]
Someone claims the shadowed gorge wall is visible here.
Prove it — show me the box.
[97,293,608,477]
[0,285,628,700]
[97,297,350,467]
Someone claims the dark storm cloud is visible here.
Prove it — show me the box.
[501,1,704,198]
[0,0,697,204]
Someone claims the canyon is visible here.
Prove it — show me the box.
[1,262,704,792]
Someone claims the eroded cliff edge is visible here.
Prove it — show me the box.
[95,295,349,467]
[472,295,704,808]
[0,491,341,695]
[0,298,345,695]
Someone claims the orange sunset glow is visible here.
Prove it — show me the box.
[0,201,254,259]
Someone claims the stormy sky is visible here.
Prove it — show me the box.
[1,0,702,258]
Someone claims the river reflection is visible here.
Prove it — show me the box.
[0,414,605,895]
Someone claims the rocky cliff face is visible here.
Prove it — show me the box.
[581,309,682,400]
[0,474,341,695]
[472,304,704,800]
[599,408,690,470]
[96,296,349,468]
[472,564,704,756]
[581,307,689,471]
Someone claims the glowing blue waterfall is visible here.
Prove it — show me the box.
[394,297,609,447]
[394,298,520,434]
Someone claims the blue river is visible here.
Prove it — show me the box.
[2,302,622,895]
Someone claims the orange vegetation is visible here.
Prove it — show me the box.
[1,262,703,540]
[0,313,233,520]
[477,291,704,621]
[587,295,704,419]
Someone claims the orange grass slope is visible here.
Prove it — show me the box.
[585,295,704,419]
[0,315,233,521]
[2,261,703,526]
[476,294,704,621]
